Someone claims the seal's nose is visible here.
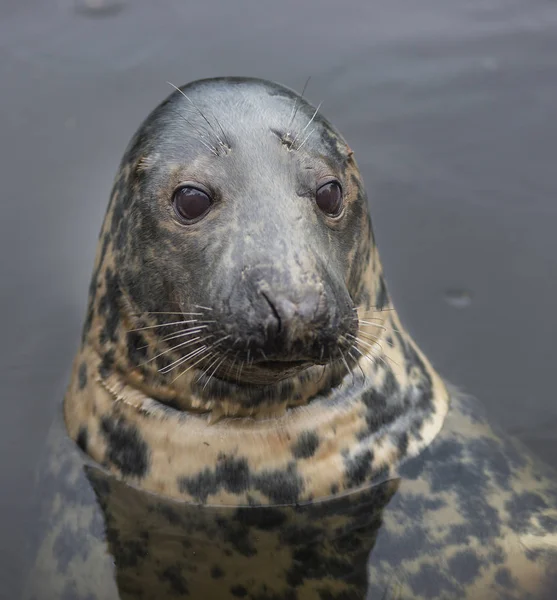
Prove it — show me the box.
[258,284,327,351]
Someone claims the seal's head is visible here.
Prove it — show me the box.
[67,78,448,503]
[90,78,380,409]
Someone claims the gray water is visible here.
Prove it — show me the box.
[1,0,556,592]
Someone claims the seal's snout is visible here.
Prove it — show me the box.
[218,262,353,368]
[259,283,327,345]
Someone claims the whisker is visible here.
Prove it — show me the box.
[337,346,353,382]
[350,336,399,368]
[258,348,268,361]
[348,346,367,381]
[171,350,214,383]
[138,326,209,349]
[161,345,209,374]
[203,351,230,390]
[225,351,240,382]
[193,304,213,311]
[357,330,382,344]
[195,353,222,384]
[286,76,311,136]
[130,311,205,316]
[129,320,215,332]
[156,326,210,344]
[293,101,322,147]
[143,335,212,366]
[167,82,229,150]
[359,320,402,334]
[358,323,387,332]
[237,360,245,383]
[296,127,315,151]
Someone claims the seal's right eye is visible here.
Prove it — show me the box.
[172,186,213,223]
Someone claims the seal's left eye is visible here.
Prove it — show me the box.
[316,181,343,217]
[172,186,212,222]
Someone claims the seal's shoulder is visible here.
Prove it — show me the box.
[368,392,557,598]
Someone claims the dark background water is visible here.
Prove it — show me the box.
[1,0,556,593]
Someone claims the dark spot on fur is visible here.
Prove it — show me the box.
[235,507,287,530]
[159,564,188,595]
[253,463,303,504]
[447,550,482,584]
[330,483,339,495]
[344,449,373,488]
[506,491,548,533]
[178,468,218,503]
[216,455,251,494]
[100,416,149,477]
[408,562,459,597]
[78,362,87,389]
[98,268,122,344]
[98,349,115,379]
[76,426,88,453]
[375,275,389,310]
[211,565,224,579]
[230,585,248,597]
[127,330,148,364]
[395,431,409,455]
[494,567,515,589]
[291,431,320,459]
[538,514,557,533]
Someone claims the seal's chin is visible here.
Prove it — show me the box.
[255,359,311,372]
[214,358,315,386]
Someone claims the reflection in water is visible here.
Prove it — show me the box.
[87,466,397,599]
[24,394,557,599]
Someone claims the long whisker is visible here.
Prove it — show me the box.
[195,352,222,384]
[337,346,353,382]
[161,345,209,374]
[167,82,230,150]
[137,326,210,349]
[130,320,215,332]
[143,335,213,366]
[350,336,399,368]
[171,350,214,383]
[286,76,311,135]
[157,326,211,343]
[131,311,205,316]
[296,128,315,151]
[293,102,322,147]
[347,345,367,381]
[237,360,245,383]
[203,352,230,390]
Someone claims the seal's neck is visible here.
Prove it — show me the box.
[66,285,449,503]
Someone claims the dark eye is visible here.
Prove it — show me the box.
[316,181,343,217]
[172,186,212,222]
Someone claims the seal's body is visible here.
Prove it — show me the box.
[24,78,557,599]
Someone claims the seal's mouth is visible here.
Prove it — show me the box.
[255,359,310,371]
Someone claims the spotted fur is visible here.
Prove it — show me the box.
[23,78,557,599]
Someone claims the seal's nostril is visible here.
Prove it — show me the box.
[261,291,282,334]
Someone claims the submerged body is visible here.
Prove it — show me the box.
[24,78,557,598]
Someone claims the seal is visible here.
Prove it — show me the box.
[63,76,450,503]
[23,78,557,600]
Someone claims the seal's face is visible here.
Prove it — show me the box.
[113,78,374,386]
